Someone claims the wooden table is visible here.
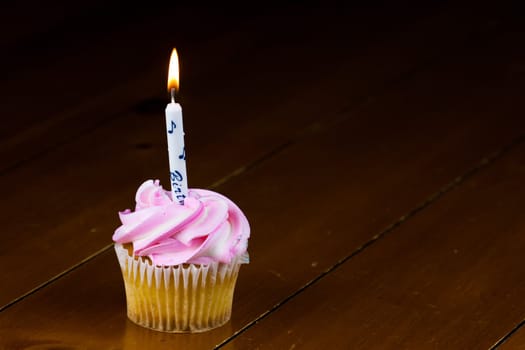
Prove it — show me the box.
[2,1,525,349]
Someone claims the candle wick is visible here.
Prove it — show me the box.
[170,88,176,103]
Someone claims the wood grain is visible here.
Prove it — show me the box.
[0,2,480,309]
[0,1,497,173]
[223,131,525,350]
[1,6,524,348]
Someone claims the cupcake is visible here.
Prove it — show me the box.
[113,179,250,333]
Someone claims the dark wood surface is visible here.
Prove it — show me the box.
[500,328,525,350]
[2,1,525,349]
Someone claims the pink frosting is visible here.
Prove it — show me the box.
[113,180,250,266]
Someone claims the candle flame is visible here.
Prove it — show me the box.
[167,48,180,93]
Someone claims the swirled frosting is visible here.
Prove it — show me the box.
[113,180,250,266]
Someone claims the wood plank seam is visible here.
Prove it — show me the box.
[210,54,457,192]
[0,106,129,177]
[490,318,525,348]
[0,244,110,313]
[214,133,525,349]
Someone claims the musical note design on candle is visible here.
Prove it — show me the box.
[178,147,186,160]
[168,120,177,134]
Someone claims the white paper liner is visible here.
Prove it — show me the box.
[114,243,246,333]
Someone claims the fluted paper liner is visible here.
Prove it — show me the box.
[114,243,247,333]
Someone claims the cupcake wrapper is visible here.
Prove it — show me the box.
[114,243,247,333]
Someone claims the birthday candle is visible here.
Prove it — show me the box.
[166,48,188,204]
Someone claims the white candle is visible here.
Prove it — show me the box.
[166,48,188,204]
